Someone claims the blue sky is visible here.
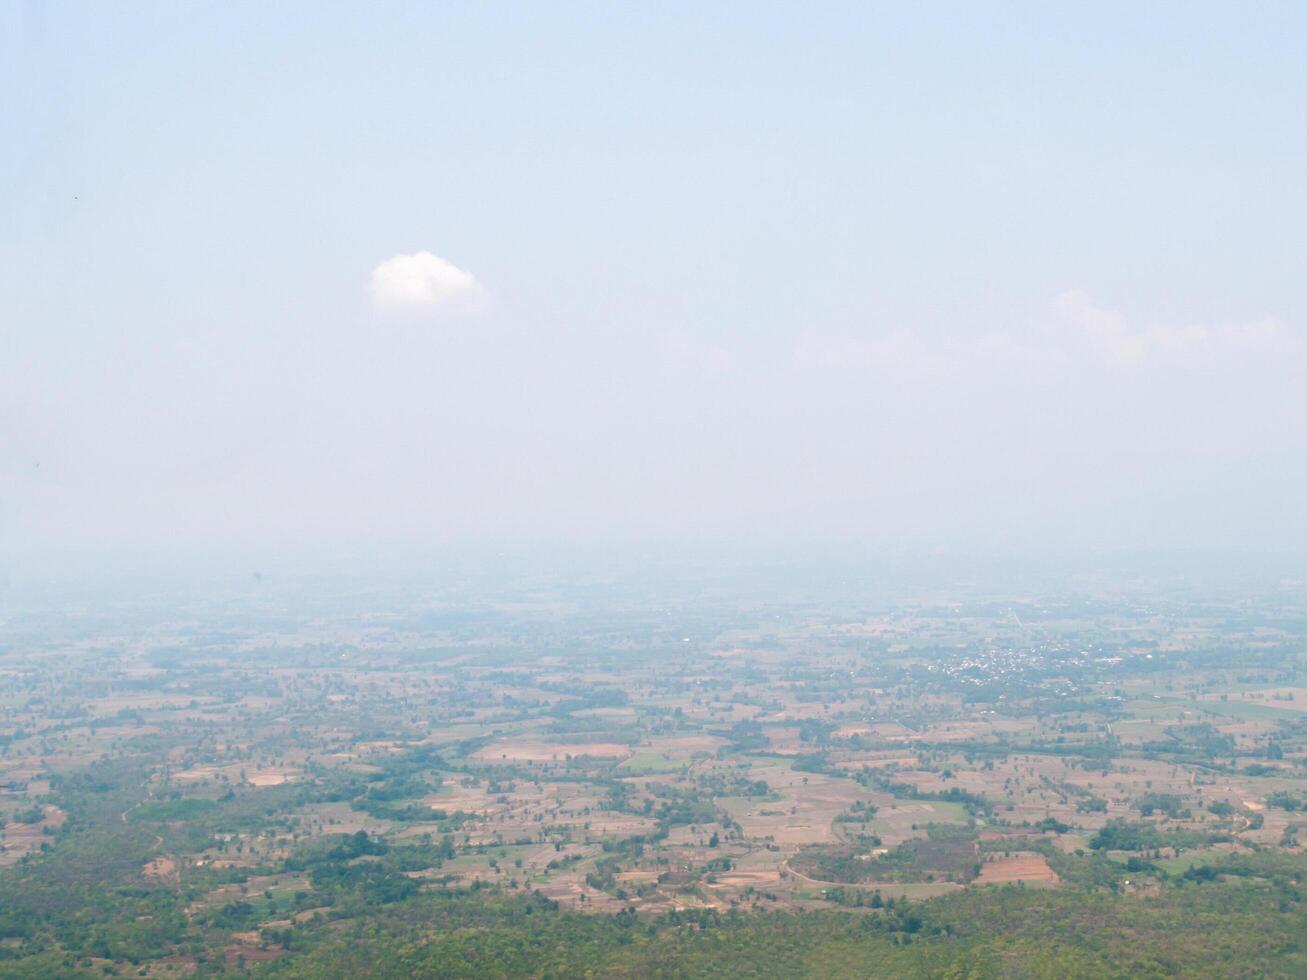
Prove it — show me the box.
[4,3,1306,564]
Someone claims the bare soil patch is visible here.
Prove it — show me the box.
[976,852,1059,885]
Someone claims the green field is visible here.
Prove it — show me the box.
[617,750,687,774]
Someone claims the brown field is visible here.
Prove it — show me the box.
[711,869,783,888]
[976,852,1059,886]
[648,734,727,754]
[143,857,178,879]
[473,740,632,762]
[1198,688,1307,712]
[247,767,301,787]
[173,764,301,786]
[0,805,67,867]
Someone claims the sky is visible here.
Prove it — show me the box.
[4,2,1307,576]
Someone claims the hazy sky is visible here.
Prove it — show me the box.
[4,3,1307,568]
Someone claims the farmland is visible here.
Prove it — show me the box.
[3,566,1307,975]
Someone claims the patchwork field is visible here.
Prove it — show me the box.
[4,575,1307,975]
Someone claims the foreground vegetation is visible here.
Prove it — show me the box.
[262,879,1307,979]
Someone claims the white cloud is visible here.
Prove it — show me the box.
[370,251,485,310]
[1052,288,1288,368]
